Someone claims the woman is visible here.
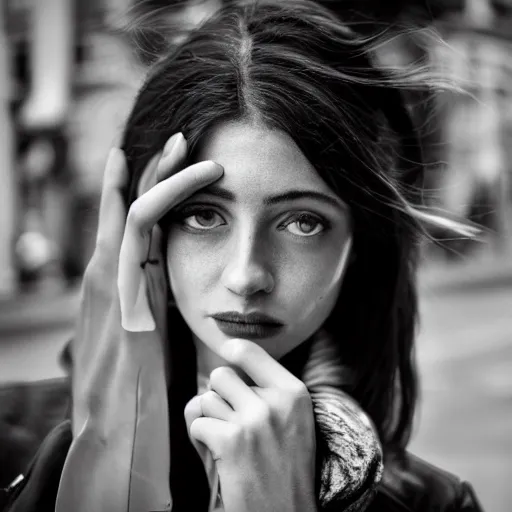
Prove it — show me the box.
[2,1,484,511]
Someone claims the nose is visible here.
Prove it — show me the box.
[221,231,275,297]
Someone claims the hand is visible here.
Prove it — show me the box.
[185,338,318,512]
[55,133,224,512]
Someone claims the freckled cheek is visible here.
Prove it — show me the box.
[284,248,346,319]
[166,234,221,305]
[298,272,342,320]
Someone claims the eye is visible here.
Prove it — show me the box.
[181,207,226,231]
[282,213,326,237]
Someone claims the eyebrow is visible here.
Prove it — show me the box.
[196,184,346,210]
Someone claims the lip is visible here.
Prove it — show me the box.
[211,311,284,339]
[212,311,283,325]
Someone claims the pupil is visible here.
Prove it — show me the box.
[198,212,215,226]
[299,219,315,233]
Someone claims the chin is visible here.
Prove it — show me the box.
[254,335,300,361]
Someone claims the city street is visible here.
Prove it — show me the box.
[0,258,511,512]
[411,259,512,512]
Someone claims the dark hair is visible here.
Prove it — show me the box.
[121,0,428,472]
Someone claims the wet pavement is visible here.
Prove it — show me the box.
[0,257,511,511]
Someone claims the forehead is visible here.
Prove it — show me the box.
[193,120,335,197]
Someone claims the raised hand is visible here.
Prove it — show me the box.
[55,133,223,512]
[185,338,318,512]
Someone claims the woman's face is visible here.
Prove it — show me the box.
[166,120,352,364]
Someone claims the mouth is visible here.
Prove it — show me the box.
[211,311,284,339]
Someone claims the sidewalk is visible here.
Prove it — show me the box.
[419,252,512,294]
[0,283,80,335]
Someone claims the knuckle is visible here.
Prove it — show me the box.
[290,381,309,398]
[256,403,272,423]
[256,401,272,419]
[186,394,202,410]
[244,403,271,429]
[188,417,202,439]
[184,395,201,421]
[209,366,233,386]
[201,390,218,406]
[183,397,194,417]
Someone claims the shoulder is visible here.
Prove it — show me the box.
[1,420,72,511]
[365,451,485,512]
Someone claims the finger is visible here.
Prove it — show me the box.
[200,390,234,421]
[143,229,168,333]
[124,133,188,331]
[136,132,187,264]
[128,160,223,232]
[118,160,223,331]
[184,396,209,462]
[184,395,232,463]
[208,366,258,412]
[184,395,202,434]
[156,132,188,182]
[147,224,164,261]
[189,417,234,462]
[219,339,305,390]
[136,132,188,197]
[136,151,162,197]
[95,148,128,261]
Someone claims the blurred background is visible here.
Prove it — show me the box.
[0,0,510,511]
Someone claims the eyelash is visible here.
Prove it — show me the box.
[280,213,329,237]
[175,205,329,237]
[178,206,226,230]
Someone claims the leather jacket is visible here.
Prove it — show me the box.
[1,419,484,512]
[368,453,483,512]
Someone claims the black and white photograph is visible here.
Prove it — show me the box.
[0,1,510,511]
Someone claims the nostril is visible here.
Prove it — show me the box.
[223,264,274,297]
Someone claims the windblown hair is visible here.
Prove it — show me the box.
[121,0,449,496]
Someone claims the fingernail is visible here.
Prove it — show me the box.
[163,132,184,158]
[205,161,224,175]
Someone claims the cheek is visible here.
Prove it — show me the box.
[297,272,342,326]
[165,232,217,305]
[283,238,349,319]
